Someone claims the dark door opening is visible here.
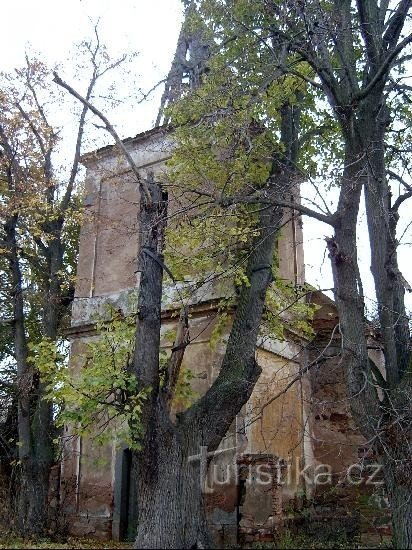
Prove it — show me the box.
[113,448,137,542]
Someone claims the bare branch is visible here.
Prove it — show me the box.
[24,54,53,131]
[60,68,98,211]
[97,54,128,78]
[382,0,412,51]
[388,169,412,192]
[223,194,335,225]
[53,72,153,206]
[137,78,168,104]
[392,190,412,212]
[356,0,381,65]
[356,33,412,101]
[15,102,46,156]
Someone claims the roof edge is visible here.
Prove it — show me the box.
[80,124,171,166]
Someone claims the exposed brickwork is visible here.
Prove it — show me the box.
[237,454,284,545]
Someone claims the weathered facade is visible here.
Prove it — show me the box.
[60,127,388,545]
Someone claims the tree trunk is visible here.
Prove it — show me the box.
[362,97,402,386]
[384,456,412,549]
[328,129,412,547]
[3,213,48,536]
[380,369,412,549]
[4,208,58,537]
[131,181,210,547]
[132,188,284,548]
[382,383,412,548]
[327,141,381,437]
[17,459,50,536]
[16,225,63,536]
[359,99,412,547]
[134,401,211,549]
[259,2,412,545]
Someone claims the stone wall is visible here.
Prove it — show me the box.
[302,291,391,542]
[237,454,284,545]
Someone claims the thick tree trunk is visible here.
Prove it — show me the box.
[3,213,47,536]
[327,142,381,436]
[134,401,211,549]
[131,188,211,547]
[359,101,412,547]
[1,73,82,537]
[131,179,211,548]
[380,373,412,549]
[4,214,61,536]
[264,2,412,545]
[132,190,285,548]
[381,383,412,547]
[384,457,412,549]
[16,226,63,536]
[17,459,50,536]
[362,97,402,385]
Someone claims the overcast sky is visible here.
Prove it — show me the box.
[1,0,183,71]
[2,0,411,312]
[1,0,183,133]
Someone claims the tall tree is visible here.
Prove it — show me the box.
[190,0,412,546]
[0,36,128,536]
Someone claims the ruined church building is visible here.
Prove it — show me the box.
[60,13,387,547]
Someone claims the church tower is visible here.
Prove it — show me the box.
[156,1,210,126]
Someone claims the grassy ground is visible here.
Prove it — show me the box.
[0,536,392,549]
[0,531,392,549]
[0,535,132,549]
[250,531,392,549]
